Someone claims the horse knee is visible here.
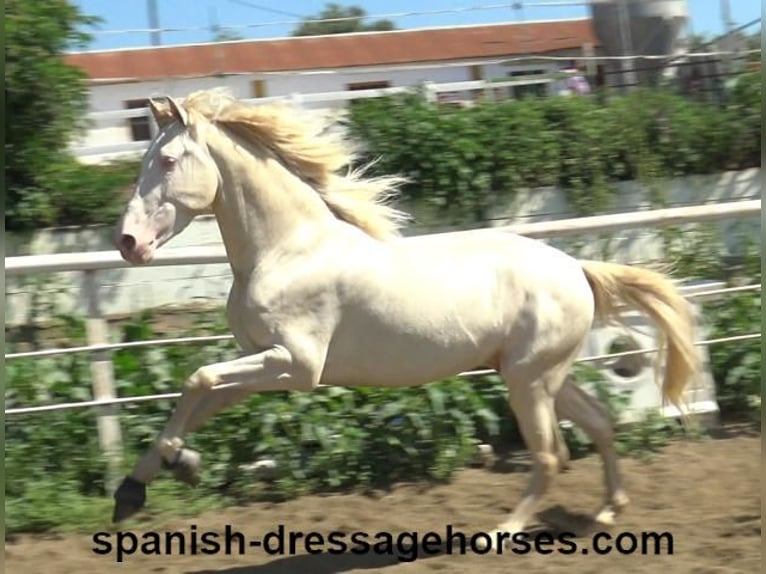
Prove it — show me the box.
[187,367,220,390]
[534,452,560,482]
[157,437,184,460]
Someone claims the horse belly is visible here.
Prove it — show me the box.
[321,335,498,388]
[320,283,510,388]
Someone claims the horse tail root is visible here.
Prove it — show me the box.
[580,260,699,411]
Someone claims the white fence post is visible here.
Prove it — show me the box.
[423,81,437,103]
[83,270,124,494]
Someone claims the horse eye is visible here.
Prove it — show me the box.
[160,155,177,169]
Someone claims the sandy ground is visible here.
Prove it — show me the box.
[6,426,760,574]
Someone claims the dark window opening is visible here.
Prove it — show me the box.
[125,98,152,141]
[508,69,549,99]
[347,81,391,91]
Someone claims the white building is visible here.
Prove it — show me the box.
[64,19,603,164]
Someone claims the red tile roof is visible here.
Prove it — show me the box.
[64,20,598,83]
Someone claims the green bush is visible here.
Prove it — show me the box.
[5,0,104,232]
[663,226,761,416]
[7,157,141,231]
[347,75,761,222]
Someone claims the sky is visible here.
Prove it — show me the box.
[71,0,761,52]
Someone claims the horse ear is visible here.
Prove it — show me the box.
[148,96,188,128]
[148,97,173,127]
[167,96,189,127]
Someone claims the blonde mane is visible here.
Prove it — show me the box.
[174,88,409,239]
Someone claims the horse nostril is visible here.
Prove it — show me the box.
[118,234,137,252]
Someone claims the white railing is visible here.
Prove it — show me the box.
[71,77,551,160]
[4,198,762,492]
[6,199,761,277]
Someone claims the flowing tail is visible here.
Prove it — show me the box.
[580,260,699,410]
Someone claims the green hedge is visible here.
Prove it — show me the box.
[6,157,141,232]
[345,73,761,221]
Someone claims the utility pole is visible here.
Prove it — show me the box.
[209,6,225,74]
[512,1,524,23]
[720,0,734,74]
[616,0,637,91]
[209,5,220,39]
[147,0,161,46]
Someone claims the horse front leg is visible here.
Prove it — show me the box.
[112,344,317,523]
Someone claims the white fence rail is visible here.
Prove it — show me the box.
[6,199,761,277]
[5,198,761,492]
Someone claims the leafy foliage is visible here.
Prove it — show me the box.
[291,3,395,36]
[725,69,762,168]
[346,76,762,223]
[4,0,105,230]
[663,226,761,418]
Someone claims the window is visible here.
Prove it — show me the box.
[124,98,152,141]
[347,81,390,91]
[347,81,391,107]
[507,69,549,99]
[251,79,266,98]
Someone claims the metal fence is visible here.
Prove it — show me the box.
[4,198,762,491]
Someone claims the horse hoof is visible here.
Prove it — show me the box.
[165,448,202,487]
[112,476,146,523]
[594,507,617,526]
[594,495,629,527]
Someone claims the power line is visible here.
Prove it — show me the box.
[5,331,760,415]
[88,3,581,36]
[226,0,304,19]
[88,2,762,38]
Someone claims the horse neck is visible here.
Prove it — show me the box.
[208,132,335,278]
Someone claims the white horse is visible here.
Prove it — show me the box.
[112,89,698,543]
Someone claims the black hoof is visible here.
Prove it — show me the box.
[112,476,146,523]
[163,448,201,487]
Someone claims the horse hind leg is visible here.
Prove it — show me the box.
[552,415,571,472]
[478,359,573,549]
[554,375,629,525]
